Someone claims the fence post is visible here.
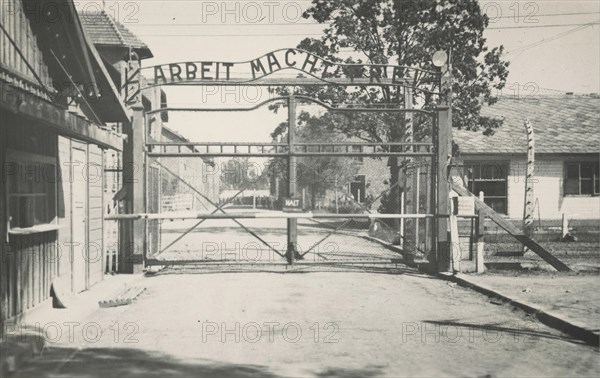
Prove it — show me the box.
[562,213,569,239]
[400,191,405,248]
[334,178,339,214]
[302,188,306,209]
[476,191,486,273]
[449,197,460,273]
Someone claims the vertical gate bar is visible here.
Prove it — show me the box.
[415,164,421,251]
[430,112,438,265]
[404,86,413,255]
[144,115,149,266]
[287,95,297,264]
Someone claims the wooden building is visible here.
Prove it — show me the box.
[453,95,599,220]
[157,126,220,212]
[79,9,154,274]
[0,0,129,325]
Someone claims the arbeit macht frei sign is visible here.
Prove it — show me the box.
[142,48,432,87]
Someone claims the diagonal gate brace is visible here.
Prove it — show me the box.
[153,160,285,258]
[451,183,571,272]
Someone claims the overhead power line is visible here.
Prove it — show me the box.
[505,20,599,55]
[488,21,600,30]
[133,12,600,27]
[136,20,600,37]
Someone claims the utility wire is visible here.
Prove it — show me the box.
[137,21,600,37]
[488,21,600,30]
[132,11,600,27]
[505,20,599,55]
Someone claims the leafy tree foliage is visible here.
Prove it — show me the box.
[220,158,270,190]
[270,112,360,210]
[271,0,509,215]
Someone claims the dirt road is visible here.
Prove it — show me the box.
[16,270,600,377]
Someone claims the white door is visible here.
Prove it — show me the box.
[72,147,87,293]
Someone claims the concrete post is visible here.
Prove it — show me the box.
[436,60,453,273]
[121,58,145,274]
[476,191,486,273]
[121,103,146,273]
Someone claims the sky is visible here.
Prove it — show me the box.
[77,0,600,143]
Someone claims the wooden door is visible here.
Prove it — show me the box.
[87,145,104,287]
[72,146,87,293]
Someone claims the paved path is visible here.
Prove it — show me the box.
[15,271,600,377]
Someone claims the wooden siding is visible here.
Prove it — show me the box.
[1,120,59,323]
[1,124,6,325]
[1,232,59,322]
[0,0,53,99]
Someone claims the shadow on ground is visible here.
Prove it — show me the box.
[424,320,587,346]
[12,345,386,378]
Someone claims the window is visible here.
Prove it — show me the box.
[350,175,366,203]
[564,162,599,196]
[464,162,508,214]
[6,151,58,230]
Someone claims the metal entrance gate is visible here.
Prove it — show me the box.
[108,49,455,270]
[143,97,437,267]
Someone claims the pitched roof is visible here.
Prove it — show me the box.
[454,95,600,155]
[79,11,152,59]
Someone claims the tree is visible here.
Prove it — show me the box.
[270,0,510,216]
[270,111,360,210]
[220,157,269,190]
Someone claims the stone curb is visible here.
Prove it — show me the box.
[438,272,600,347]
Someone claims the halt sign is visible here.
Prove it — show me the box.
[282,197,303,212]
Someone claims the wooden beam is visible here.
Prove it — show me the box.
[0,80,123,151]
[451,183,571,272]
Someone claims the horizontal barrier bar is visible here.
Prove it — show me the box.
[145,260,405,266]
[105,212,476,221]
[147,152,435,158]
[147,142,432,147]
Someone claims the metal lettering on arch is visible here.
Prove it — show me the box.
[127,48,439,90]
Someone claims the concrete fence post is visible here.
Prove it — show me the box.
[476,191,486,273]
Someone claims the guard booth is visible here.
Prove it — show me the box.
[109,48,458,271]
